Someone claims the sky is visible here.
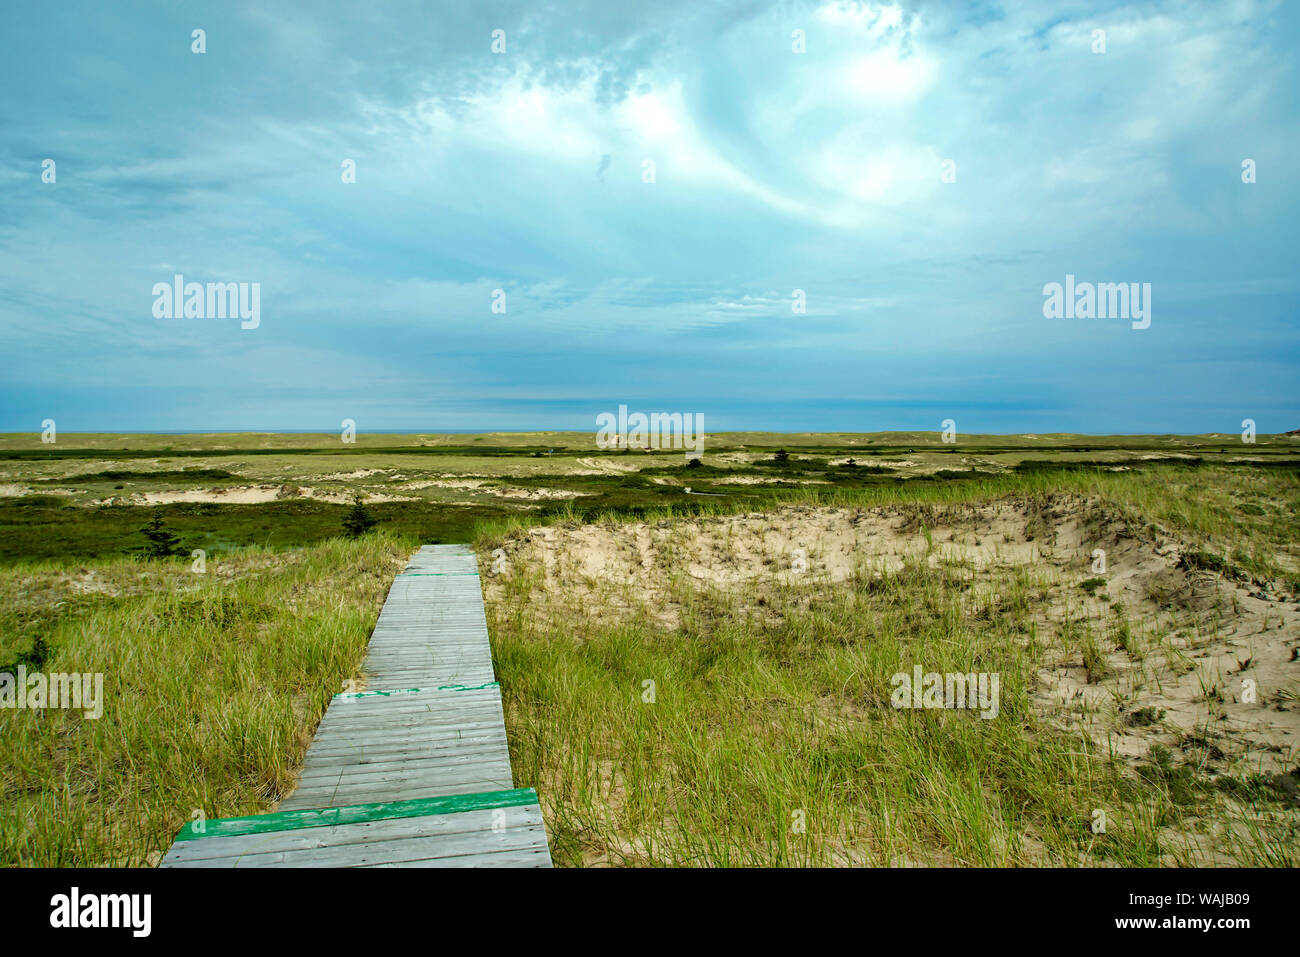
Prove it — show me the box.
[2,0,1297,435]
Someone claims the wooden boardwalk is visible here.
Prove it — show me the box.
[161,545,552,868]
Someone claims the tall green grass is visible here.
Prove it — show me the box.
[0,531,410,866]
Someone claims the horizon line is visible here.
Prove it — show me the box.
[4,429,1296,439]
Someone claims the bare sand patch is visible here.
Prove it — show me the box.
[577,457,642,474]
[318,468,392,481]
[400,478,490,491]
[115,485,420,506]
[713,451,758,465]
[827,457,914,469]
[496,487,588,500]
[398,478,586,500]
[484,496,1300,782]
[713,475,831,485]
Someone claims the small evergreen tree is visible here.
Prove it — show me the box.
[140,516,184,559]
[773,449,789,464]
[343,495,378,538]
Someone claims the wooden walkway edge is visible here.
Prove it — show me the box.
[161,544,552,868]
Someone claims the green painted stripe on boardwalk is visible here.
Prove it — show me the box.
[332,681,499,700]
[174,788,538,841]
[333,687,423,700]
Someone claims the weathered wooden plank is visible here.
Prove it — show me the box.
[315,711,505,729]
[294,742,510,769]
[306,722,508,747]
[310,715,507,739]
[291,754,514,791]
[163,805,545,864]
[368,847,552,868]
[320,699,503,720]
[173,816,548,868]
[282,764,514,804]
[279,777,516,810]
[305,725,509,752]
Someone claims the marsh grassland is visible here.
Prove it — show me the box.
[1,432,1297,866]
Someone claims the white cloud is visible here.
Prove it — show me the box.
[842,48,935,103]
